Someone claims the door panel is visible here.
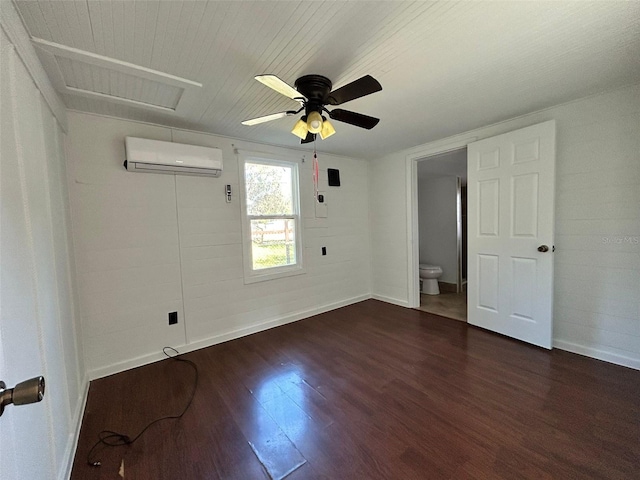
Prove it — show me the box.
[478,179,500,236]
[478,254,499,311]
[511,173,538,237]
[511,257,536,320]
[467,120,556,348]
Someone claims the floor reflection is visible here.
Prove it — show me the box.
[254,367,310,444]
[248,367,310,478]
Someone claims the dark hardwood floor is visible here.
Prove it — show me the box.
[71,300,640,479]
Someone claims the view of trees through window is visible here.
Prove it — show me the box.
[244,162,297,270]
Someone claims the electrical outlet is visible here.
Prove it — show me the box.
[168,311,178,325]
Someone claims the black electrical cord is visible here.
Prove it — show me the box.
[86,346,198,467]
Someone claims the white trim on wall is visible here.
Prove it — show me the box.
[0,1,68,131]
[554,340,640,371]
[58,376,89,480]
[371,294,410,308]
[405,137,477,308]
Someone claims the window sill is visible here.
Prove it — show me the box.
[243,265,306,284]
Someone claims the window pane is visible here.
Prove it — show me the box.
[245,163,293,216]
[251,219,296,270]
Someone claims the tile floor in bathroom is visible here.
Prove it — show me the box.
[418,291,467,322]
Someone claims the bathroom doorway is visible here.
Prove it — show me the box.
[415,148,467,322]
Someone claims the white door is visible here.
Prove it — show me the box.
[1,35,59,478]
[467,120,556,348]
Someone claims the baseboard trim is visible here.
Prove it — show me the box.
[88,294,372,381]
[438,282,457,293]
[553,339,640,371]
[182,294,372,361]
[59,375,90,480]
[371,294,410,308]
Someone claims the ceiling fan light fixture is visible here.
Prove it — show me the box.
[307,111,323,134]
[244,74,382,142]
[291,117,309,139]
[319,117,336,140]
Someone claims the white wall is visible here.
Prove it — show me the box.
[371,84,640,369]
[66,112,372,378]
[1,14,84,480]
[418,176,458,284]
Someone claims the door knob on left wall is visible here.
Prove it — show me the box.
[0,376,45,417]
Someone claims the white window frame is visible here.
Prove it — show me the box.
[239,153,305,284]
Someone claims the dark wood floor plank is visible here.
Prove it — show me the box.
[71,300,640,479]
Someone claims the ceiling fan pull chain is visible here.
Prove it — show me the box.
[313,149,319,201]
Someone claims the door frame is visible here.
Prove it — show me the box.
[456,176,463,294]
[405,136,477,308]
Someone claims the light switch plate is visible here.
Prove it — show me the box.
[315,192,328,218]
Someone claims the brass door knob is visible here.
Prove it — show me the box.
[537,245,549,252]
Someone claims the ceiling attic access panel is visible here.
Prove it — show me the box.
[31,37,202,114]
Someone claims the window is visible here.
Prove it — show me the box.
[241,155,304,283]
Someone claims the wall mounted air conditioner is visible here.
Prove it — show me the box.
[124,136,223,177]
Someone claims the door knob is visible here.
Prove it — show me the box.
[0,376,45,417]
[537,245,549,252]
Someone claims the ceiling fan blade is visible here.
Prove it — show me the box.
[329,109,380,129]
[301,132,316,144]
[255,75,305,100]
[327,75,382,106]
[242,111,294,126]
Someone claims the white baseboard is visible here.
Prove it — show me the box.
[88,294,372,381]
[553,339,640,371]
[371,294,410,308]
[59,375,90,480]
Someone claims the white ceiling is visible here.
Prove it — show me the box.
[14,1,640,159]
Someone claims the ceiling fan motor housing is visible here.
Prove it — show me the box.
[295,74,332,115]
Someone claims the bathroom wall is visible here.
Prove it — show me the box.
[370,83,640,369]
[66,112,372,378]
[417,175,458,285]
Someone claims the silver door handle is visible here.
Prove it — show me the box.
[0,377,45,417]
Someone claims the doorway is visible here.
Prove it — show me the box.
[415,148,467,322]
[407,121,556,347]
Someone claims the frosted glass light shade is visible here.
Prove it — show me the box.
[291,118,308,139]
[307,111,323,134]
[319,119,336,139]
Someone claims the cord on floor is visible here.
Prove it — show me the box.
[86,346,199,467]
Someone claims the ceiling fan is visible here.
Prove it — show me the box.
[242,74,382,143]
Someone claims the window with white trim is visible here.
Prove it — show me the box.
[240,155,304,283]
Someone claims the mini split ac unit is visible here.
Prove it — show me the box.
[124,136,223,177]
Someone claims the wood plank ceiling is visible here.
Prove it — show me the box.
[14,0,640,158]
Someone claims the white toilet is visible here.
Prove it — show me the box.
[419,264,443,295]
